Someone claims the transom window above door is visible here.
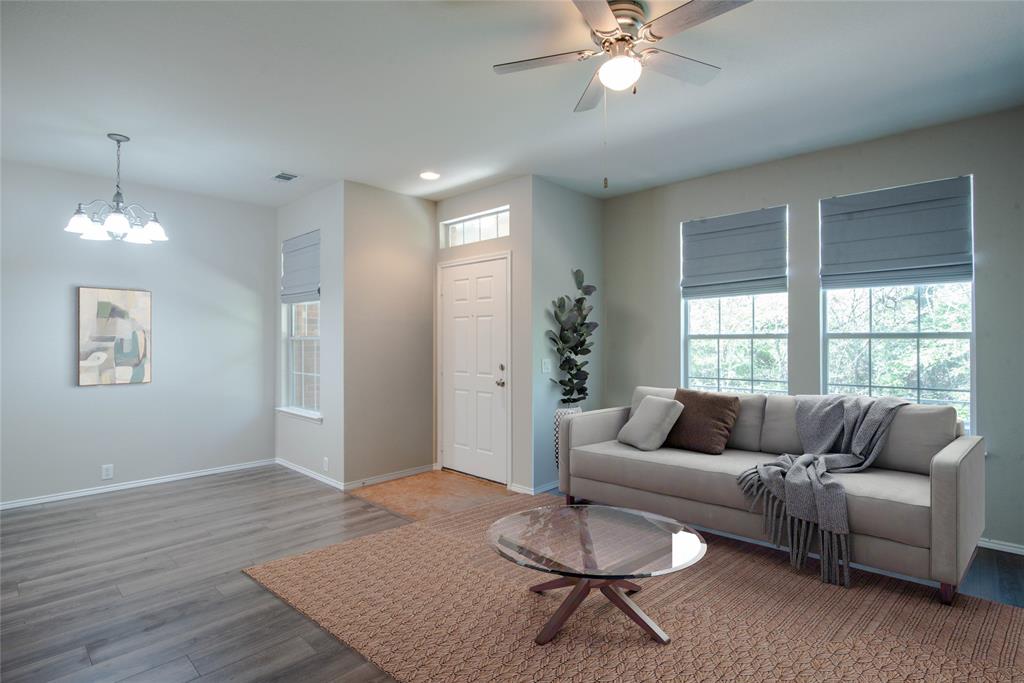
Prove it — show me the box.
[440,206,509,248]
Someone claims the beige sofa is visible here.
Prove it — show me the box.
[558,387,985,603]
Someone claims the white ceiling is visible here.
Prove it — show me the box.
[3,1,1023,207]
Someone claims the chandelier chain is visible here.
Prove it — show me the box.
[114,141,122,194]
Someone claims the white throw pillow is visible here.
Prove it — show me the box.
[617,396,684,451]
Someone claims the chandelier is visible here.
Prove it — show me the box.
[64,133,167,244]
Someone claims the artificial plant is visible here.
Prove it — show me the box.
[547,269,598,405]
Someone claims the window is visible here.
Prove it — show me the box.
[819,176,974,431]
[440,206,509,248]
[287,301,320,413]
[823,283,972,430]
[681,205,788,395]
[685,292,788,394]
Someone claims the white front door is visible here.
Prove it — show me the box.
[441,256,509,483]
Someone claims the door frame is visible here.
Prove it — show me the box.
[436,251,513,485]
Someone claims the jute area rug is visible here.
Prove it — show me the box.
[246,496,1024,682]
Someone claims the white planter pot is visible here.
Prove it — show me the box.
[554,406,583,470]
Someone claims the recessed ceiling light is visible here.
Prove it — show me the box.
[419,171,441,181]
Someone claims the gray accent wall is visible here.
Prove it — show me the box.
[602,107,1024,546]
[531,177,604,491]
[1,161,278,503]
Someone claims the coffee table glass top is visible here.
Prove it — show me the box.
[487,505,706,580]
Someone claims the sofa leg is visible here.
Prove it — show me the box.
[939,583,957,605]
[565,495,575,505]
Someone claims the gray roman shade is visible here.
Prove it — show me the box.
[681,206,788,299]
[281,230,320,303]
[820,176,973,289]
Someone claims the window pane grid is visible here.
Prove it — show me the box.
[440,207,510,249]
[824,284,972,431]
[685,293,788,395]
[287,301,320,413]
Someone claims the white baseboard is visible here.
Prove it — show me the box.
[340,463,435,491]
[0,459,276,511]
[507,480,560,496]
[535,480,561,494]
[274,458,344,491]
[979,537,1024,556]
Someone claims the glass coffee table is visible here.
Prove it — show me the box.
[487,504,706,645]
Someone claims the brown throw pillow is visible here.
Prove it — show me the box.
[664,388,740,454]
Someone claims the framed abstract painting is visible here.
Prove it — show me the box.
[78,287,152,386]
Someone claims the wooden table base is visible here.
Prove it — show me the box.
[530,577,669,645]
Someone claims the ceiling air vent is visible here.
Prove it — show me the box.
[273,172,299,182]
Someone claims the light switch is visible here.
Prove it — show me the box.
[541,358,551,374]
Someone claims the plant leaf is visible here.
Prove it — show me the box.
[573,269,584,290]
[581,284,596,295]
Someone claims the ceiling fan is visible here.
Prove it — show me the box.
[493,0,750,112]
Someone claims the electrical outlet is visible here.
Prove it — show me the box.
[101,464,114,480]
[541,358,552,374]
[322,457,329,473]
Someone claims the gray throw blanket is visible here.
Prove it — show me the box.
[737,395,908,586]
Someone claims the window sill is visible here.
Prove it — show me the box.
[276,407,323,424]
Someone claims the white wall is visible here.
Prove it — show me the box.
[275,182,345,482]
[1,161,278,503]
[436,177,534,490]
[531,177,603,490]
[602,107,1024,546]
[342,181,435,484]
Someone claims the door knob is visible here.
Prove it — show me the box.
[495,378,506,387]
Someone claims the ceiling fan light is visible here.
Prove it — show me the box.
[64,207,92,233]
[599,54,642,91]
[102,210,131,236]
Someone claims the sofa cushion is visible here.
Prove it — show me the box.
[875,404,958,475]
[570,441,931,548]
[727,394,766,452]
[617,396,683,451]
[664,388,740,454]
[831,469,931,547]
[571,441,777,511]
[630,386,675,416]
[631,387,765,451]
[760,395,803,455]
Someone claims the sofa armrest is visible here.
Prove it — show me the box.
[559,406,630,495]
[930,435,985,585]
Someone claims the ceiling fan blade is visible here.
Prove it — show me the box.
[574,67,604,112]
[493,49,598,75]
[571,0,621,36]
[639,0,751,42]
[640,48,721,85]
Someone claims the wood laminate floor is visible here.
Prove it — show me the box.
[2,465,1022,682]
[1,466,407,683]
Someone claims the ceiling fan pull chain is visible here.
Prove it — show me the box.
[602,86,609,190]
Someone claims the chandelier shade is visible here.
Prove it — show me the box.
[64,206,93,234]
[68,133,167,244]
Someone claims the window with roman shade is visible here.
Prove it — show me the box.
[820,177,975,431]
[281,230,320,304]
[681,206,789,395]
[819,176,973,289]
[681,206,788,299]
